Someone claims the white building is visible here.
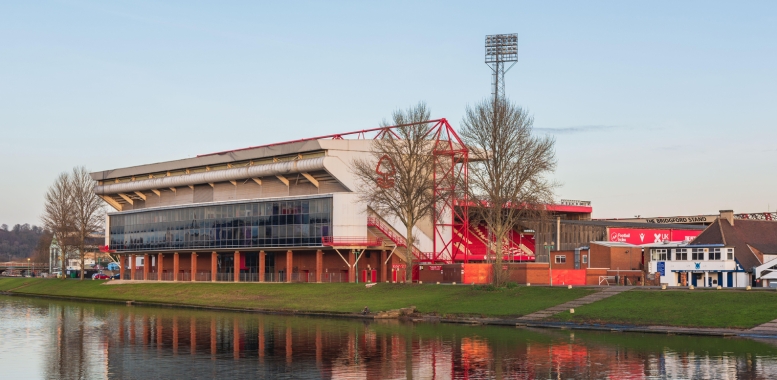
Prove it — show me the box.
[646,242,748,287]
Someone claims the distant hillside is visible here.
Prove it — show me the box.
[0,224,51,261]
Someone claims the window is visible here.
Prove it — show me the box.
[675,249,687,261]
[653,249,668,261]
[692,248,704,261]
[555,255,566,264]
[710,248,721,260]
[727,249,734,260]
[582,255,588,264]
[109,197,334,252]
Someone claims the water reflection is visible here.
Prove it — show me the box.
[1,295,777,379]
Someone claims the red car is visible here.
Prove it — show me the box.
[92,273,110,280]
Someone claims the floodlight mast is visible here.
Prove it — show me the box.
[485,33,518,104]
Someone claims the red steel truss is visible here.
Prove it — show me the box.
[200,119,470,264]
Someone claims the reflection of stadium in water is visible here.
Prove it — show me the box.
[1,296,775,379]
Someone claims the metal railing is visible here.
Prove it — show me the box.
[321,272,348,283]
[322,236,383,247]
[159,272,175,281]
[195,272,211,282]
[177,272,191,282]
[216,273,233,282]
[367,216,430,260]
[146,272,158,281]
[289,272,316,283]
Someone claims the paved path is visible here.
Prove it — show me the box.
[748,319,777,335]
[518,287,631,321]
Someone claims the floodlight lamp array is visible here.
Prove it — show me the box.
[485,34,518,63]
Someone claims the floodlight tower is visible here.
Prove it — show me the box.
[485,33,518,104]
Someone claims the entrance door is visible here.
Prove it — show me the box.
[691,274,697,286]
[727,272,733,288]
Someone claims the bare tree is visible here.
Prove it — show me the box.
[351,102,436,282]
[460,98,557,286]
[70,167,105,281]
[42,172,75,278]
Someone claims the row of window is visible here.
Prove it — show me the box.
[553,255,589,264]
[110,199,331,226]
[652,248,733,261]
[109,198,333,252]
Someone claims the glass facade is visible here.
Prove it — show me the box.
[109,197,332,252]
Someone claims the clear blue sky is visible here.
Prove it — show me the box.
[1,0,775,225]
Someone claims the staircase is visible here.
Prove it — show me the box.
[367,216,432,262]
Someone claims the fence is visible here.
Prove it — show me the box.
[321,272,348,283]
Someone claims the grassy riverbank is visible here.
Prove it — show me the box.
[551,289,777,329]
[0,278,593,317]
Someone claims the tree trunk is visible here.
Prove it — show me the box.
[405,224,414,284]
[60,246,67,280]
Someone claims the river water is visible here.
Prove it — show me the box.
[1,296,777,379]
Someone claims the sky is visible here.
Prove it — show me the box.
[1,0,776,225]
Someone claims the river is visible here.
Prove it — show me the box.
[1,295,776,379]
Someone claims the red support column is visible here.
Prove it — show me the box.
[158,253,164,281]
[191,252,198,282]
[380,250,387,283]
[143,253,149,281]
[119,255,126,280]
[130,254,136,280]
[348,250,355,283]
[211,252,217,282]
[316,250,323,283]
[234,251,241,282]
[259,251,266,282]
[173,252,179,282]
[286,250,293,283]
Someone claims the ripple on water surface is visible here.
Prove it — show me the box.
[1,295,777,379]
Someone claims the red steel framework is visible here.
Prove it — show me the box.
[199,118,470,264]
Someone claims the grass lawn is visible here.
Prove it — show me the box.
[0,278,593,317]
[551,289,777,329]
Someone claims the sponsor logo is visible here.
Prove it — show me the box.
[695,263,701,269]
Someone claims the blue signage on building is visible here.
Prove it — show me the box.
[657,261,665,277]
[695,262,701,270]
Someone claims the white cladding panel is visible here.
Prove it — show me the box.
[332,193,367,238]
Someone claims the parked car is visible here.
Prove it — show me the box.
[92,273,110,280]
[111,273,121,280]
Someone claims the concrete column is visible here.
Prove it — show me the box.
[211,252,217,282]
[158,253,164,281]
[130,254,136,280]
[119,255,126,280]
[143,253,149,281]
[173,252,179,282]
[286,250,293,283]
[348,250,356,283]
[234,251,241,282]
[191,252,198,282]
[704,271,708,288]
[316,250,323,283]
[380,250,387,283]
[259,251,266,282]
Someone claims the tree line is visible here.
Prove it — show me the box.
[42,167,105,280]
[0,224,52,262]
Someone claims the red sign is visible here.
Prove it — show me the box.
[608,228,702,245]
[375,155,396,188]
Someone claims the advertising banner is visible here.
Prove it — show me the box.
[609,228,702,245]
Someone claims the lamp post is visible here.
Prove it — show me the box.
[27,258,31,277]
[544,242,555,286]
